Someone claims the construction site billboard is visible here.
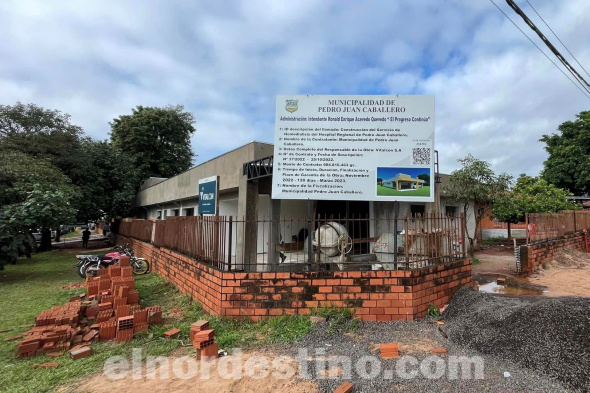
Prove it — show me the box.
[272,95,435,202]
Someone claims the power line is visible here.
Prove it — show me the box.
[525,0,590,80]
[505,0,590,95]
[488,0,590,99]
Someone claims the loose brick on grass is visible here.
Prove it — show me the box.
[82,330,98,342]
[163,328,181,338]
[69,346,92,360]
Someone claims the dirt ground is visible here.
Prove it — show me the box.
[69,348,318,393]
[66,320,573,393]
[474,245,590,298]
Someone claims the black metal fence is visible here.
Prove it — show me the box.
[121,213,467,272]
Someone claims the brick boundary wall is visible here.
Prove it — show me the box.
[520,232,587,276]
[118,236,472,321]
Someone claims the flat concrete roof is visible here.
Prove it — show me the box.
[136,141,274,207]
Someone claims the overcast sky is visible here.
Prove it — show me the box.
[1,0,589,177]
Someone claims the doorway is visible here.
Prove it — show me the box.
[316,200,370,252]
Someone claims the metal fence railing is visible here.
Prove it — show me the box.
[121,213,467,273]
[526,210,590,244]
[153,216,229,270]
[118,219,153,243]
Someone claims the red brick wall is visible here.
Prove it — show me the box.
[520,232,587,276]
[119,236,472,321]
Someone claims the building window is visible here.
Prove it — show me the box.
[184,208,194,216]
[156,210,162,220]
[446,206,457,216]
[172,209,180,216]
[410,204,425,217]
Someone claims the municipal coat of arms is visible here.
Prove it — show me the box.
[285,100,298,113]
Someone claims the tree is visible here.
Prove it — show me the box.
[540,111,590,195]
[492,175,579,235]
[0,152,76,267]
[0,102,84,178]
[110,105,196,182]
[1,103,143,238]
[417,173,430,186]
[75,139,140,221]
[0,102,85,241]
[444,155,512,256]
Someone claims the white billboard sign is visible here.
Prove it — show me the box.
[272,95,435,202]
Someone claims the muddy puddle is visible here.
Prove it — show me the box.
[473,274,547,296]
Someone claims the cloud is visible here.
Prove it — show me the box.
[0,0,589,177]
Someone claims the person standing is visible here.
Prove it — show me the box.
[82,227,91,248]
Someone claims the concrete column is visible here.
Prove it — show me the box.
[269,198,282,267]
[236,174,258,271]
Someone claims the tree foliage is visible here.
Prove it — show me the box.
[444,155,512,256]
[417,173,430,186]
[75,139,140,221]
[492,175,579,224]
[540,111,590,196]
[0,152,76,267]
[110,105,196,181]
[0,102,84,180]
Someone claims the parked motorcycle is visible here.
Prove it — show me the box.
[75,246,131,278]
[75,245,150,278]
[83,255,150,277]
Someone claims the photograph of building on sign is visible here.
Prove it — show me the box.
[376,167,431,197]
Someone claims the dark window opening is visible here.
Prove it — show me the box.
[410,204,425,216]
[446,206,457,216]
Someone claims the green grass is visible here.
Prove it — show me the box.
[0,250,322,392]
[311,306,359,336]
[426,303,440,319]
[472,257,482,265]
[61,231,81,239]
[376,185,431,197]
[481,236,507,245]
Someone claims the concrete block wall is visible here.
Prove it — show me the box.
[520,232,586,276]
[118,236,472,321]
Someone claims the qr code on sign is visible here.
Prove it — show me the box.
[412,148,431,165]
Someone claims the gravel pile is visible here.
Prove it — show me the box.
[443,287,590,391]
[277,318,570,392]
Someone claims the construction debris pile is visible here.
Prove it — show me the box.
[444,286,590,391]
[12,257,162,359]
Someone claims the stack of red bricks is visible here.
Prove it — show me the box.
[13,257,163,358]
[15,300,84,358]
[191,321,217,360]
